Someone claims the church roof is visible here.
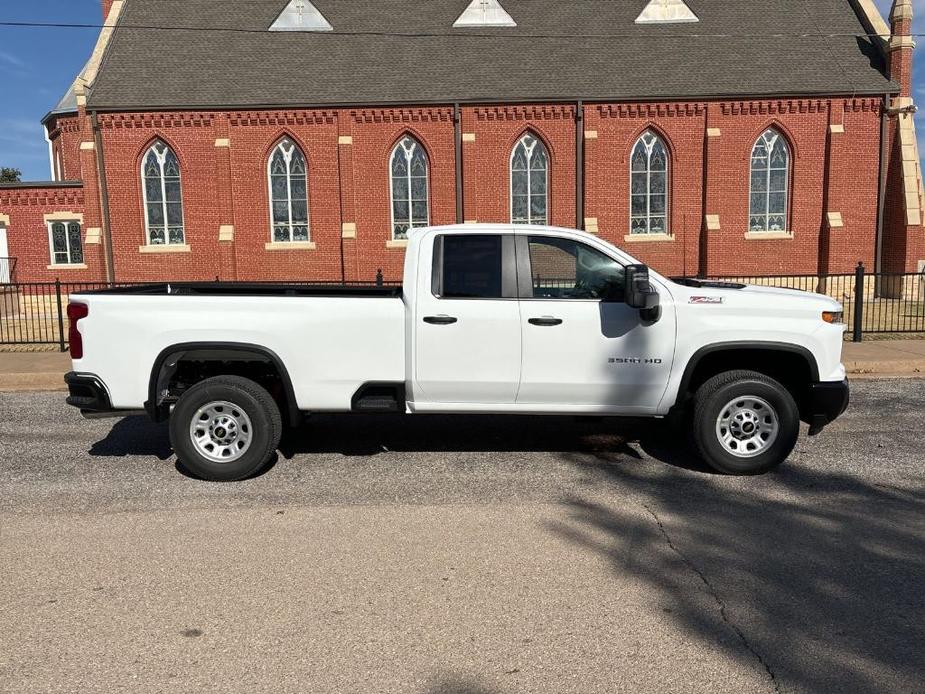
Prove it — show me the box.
[87,0,896,111]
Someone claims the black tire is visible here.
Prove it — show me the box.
[691,370,799,475]
[169,375,282,482]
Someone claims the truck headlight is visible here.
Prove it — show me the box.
[822,310,844,324]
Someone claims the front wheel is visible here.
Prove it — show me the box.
[169,375,282,481]
[692,370,800,475]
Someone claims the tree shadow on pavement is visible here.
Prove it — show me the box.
[550,446,925,693]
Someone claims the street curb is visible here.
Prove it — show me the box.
[844,359,925,378]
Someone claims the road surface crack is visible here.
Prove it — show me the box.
[642,503,781,694]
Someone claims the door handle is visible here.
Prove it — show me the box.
[423,315,458,325]
[529,317,563,326]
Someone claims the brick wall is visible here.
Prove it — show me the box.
[347,107,457,282]
[8,95,911,283]
[226,110,344,282]
[461,105,577,230]
[587,102,705,278]
[0,185,96,282]
[45,114,84,182]
[98,112,226,282]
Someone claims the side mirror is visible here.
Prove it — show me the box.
[625,264,660,311]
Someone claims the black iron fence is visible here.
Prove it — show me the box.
[1,265,922,350]
[0,272,395,351]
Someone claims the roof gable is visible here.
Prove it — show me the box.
[453,0,517,27]
[269,0,333,32]
[635,0,699,24]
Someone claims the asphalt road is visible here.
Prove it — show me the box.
[1,380,923,694]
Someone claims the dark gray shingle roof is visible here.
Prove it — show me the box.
[87,0,896,111]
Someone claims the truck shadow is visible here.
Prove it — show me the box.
[87,412,713,475]
[276,412,697,463]
[88,415,173,460]
[86,415,280,480]
[548,452,925,692]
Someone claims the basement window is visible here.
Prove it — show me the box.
[453,0,516,28]
[635,0,699,24]
[270,0,333,32]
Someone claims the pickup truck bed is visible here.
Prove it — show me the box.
[68,286,408,414]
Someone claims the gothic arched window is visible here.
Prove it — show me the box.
[629,131,669,235]
[511,133,548,225]
[141,141,185,245]
[749,129,790,233]
[390,136,429,240]
[268,138,310,242]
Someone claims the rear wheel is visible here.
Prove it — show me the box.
[692,370,799,475]
[169,375,282,481]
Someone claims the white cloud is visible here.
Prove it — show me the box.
[0,50,25,68]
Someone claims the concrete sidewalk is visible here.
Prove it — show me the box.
[0,352,73,391]
[1,340,923,392]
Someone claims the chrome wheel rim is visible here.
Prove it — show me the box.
[715,396,779,458]
[189,400,253,463]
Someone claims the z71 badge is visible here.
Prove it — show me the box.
[689,296,724,304]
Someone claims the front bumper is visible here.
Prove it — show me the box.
[805,378,850,435]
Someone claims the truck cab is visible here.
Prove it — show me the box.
[407,226,677,414]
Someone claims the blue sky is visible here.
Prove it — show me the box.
[0,0,922,180]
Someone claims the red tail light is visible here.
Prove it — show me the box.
[67,302,89,359]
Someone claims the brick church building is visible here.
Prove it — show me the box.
[1,0,922,285]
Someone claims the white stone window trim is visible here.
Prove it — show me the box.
[510,133,549,226]
[267,138,311,243]
[141,141,186,246]
[629,130,671,236]
[46,219,84,266]
[389,137,430,241]
[748,129,791,234]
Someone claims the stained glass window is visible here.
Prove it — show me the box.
[390,137,429,240]
[48,221,83,265]
[629,131,669,235]
[511,133,548,225]
[749,129,790,232]
[142,141,184,245]
[268,138,310,242]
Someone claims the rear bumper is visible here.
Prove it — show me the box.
[65,372,147,419]
[805,379,850,435]
[65,372,113,412]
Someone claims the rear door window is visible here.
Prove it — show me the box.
[438,235,504,298]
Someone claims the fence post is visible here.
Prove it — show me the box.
[376,268,383,287]
[55,278,66,352]
[853,262,865,343]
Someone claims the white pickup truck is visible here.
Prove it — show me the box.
[65,224,849,481]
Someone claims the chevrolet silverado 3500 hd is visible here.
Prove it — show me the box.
[65,225,849,480]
